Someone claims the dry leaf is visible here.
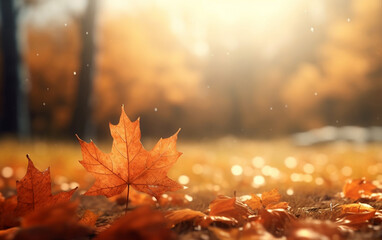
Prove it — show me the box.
[244,189,288,211]
[95,206,175,240]
[77,107,182,204]
[340,203,375,214]
[335,203,382,231]
[255,208,296,237]
[13,202,93,240]
[0,227,19,240]
[165,209,206,228]
[165,209,238,228]
[342,178,381,200]
[15,156,77,217]
[209,195,254,225]
[0,196,18,229]
[79,210,98,228]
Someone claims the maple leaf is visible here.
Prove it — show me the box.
[15,155,77,217]
[243,189,289,211]
[77,106,182,209]
[342,178,382,200]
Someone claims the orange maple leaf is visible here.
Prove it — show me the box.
[15,155,77,217]
[77,107,182,207]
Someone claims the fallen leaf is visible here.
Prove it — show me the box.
[261,189,281,207]
[15,156,77,217]
[244,189,288,211]
[342,178,381,200]
[79,210,98,228]
[165,209,206,228]
[254,208,296,237]
[13,202,93,240]
[340,203,375,214]
[209,195,254,225]
[165,209,238,228]
[0,195,18,229]
[0,227,19,240]
[95,206,175,240]
[77,106,182,206]
[335,203,382,231]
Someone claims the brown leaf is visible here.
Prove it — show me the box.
[165,209,238,228]
[261,189,281,207]
[0,227,19,240]
[77,107,182,201]
[95,206,175,240]
[255,208,296,237]
[13,202,93,240]
[244,194,262,211]
[342,178,378,200]
[79,210,98,228]
[0,195,18,229]
[340,203,375,214]
[209,195,254,225]
[335,204,381,231]
[165,209,206,228]
[244,189,288,211]
[15,156,77,217]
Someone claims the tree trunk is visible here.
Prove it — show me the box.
[71,0,98,139]
[0,0,30,138]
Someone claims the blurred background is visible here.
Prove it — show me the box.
[0,0,382,197]
[0,0,381,140]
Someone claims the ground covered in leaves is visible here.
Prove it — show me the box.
[1,136,382,239]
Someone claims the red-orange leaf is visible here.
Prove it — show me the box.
[209,195,254,225]
[77,107,182,202]
[95,206,175,240]
[342,178,378,200]
[15,156,77,217]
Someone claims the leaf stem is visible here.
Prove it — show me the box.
[126,184,130,213]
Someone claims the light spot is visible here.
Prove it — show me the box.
[310,27,314,32]
[185,194,193,202]
[303,163,315,174]
[252,175,265,187]
[314,92,318,96]
[73,71,77,75]
[315,177,324,185]
[341,166,353,176]
[251,156,265,168]
[69,182,79,189]
[178,175,190,185]
[270,107,273,110]
[154,107,158,112]
[303,174,313,182]
[347,18,351,22]
[61,183,70,191]
[285,157,297,169]
[42,102,46,106]
[231,165,243,176]
[286,188,294,196]
[64,23,67,27]
[192,164,203,175]
[2,167,13,178]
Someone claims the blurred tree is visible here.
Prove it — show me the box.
[0,0,30,138]
[71,0,98,139]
